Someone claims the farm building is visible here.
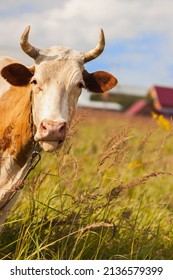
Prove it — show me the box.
[81,85,147,112]
[149,85,173,116]
[124,85,173,117]
[78,85,173,117]
[78,89,123,111]
[125,99,150,116]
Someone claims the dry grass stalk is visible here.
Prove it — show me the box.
[28,170,51,195]
[98,127,132,168]
[107,171,173,202]
[66,109,88,143]
[125,171,173,189]
[137,128,156,152]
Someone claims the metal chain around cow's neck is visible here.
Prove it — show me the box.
[0,90,42,212]
[22,89,42,181]
[16,90,42,183]
[28,90,36,143]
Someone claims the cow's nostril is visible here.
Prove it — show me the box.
[58,140,64,145]
[59,122,67,133]
[40,122,47,132]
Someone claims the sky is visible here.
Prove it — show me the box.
[0,0,173,89]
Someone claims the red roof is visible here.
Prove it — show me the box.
[125,100,148,116]
[154,86,173,107]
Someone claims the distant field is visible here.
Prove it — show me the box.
[1,109,173,260]
[90,93,145,110]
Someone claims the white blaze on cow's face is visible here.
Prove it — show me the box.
[30,49,85,152]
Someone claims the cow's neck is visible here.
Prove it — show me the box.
[0,86,33,192]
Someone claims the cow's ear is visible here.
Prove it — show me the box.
[1,63,34,86]
[83,70,118,93]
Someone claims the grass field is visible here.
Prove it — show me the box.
[1,109,173,260]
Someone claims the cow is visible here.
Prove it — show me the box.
[0,26,117,232]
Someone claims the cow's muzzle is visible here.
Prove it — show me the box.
[34,119,67,152]
[40,120,67,141]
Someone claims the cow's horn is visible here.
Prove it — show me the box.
[83,29,105,63]
[20,26,40,59]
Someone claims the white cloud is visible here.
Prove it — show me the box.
[1,0,173,46]
[0,0,173,86]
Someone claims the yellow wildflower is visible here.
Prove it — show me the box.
[152,112,171,132]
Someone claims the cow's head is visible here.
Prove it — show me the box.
[1,26,117,152]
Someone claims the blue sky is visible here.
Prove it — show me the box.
[0,0,173,89]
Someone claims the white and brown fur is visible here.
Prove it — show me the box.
[0,27,117,232]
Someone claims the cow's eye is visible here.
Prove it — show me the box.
[30,79,37,85]
[78,82,85,89]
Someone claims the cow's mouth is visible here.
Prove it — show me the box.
[39,139,64,152]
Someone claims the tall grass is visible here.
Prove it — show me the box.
[1,110,173,260]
